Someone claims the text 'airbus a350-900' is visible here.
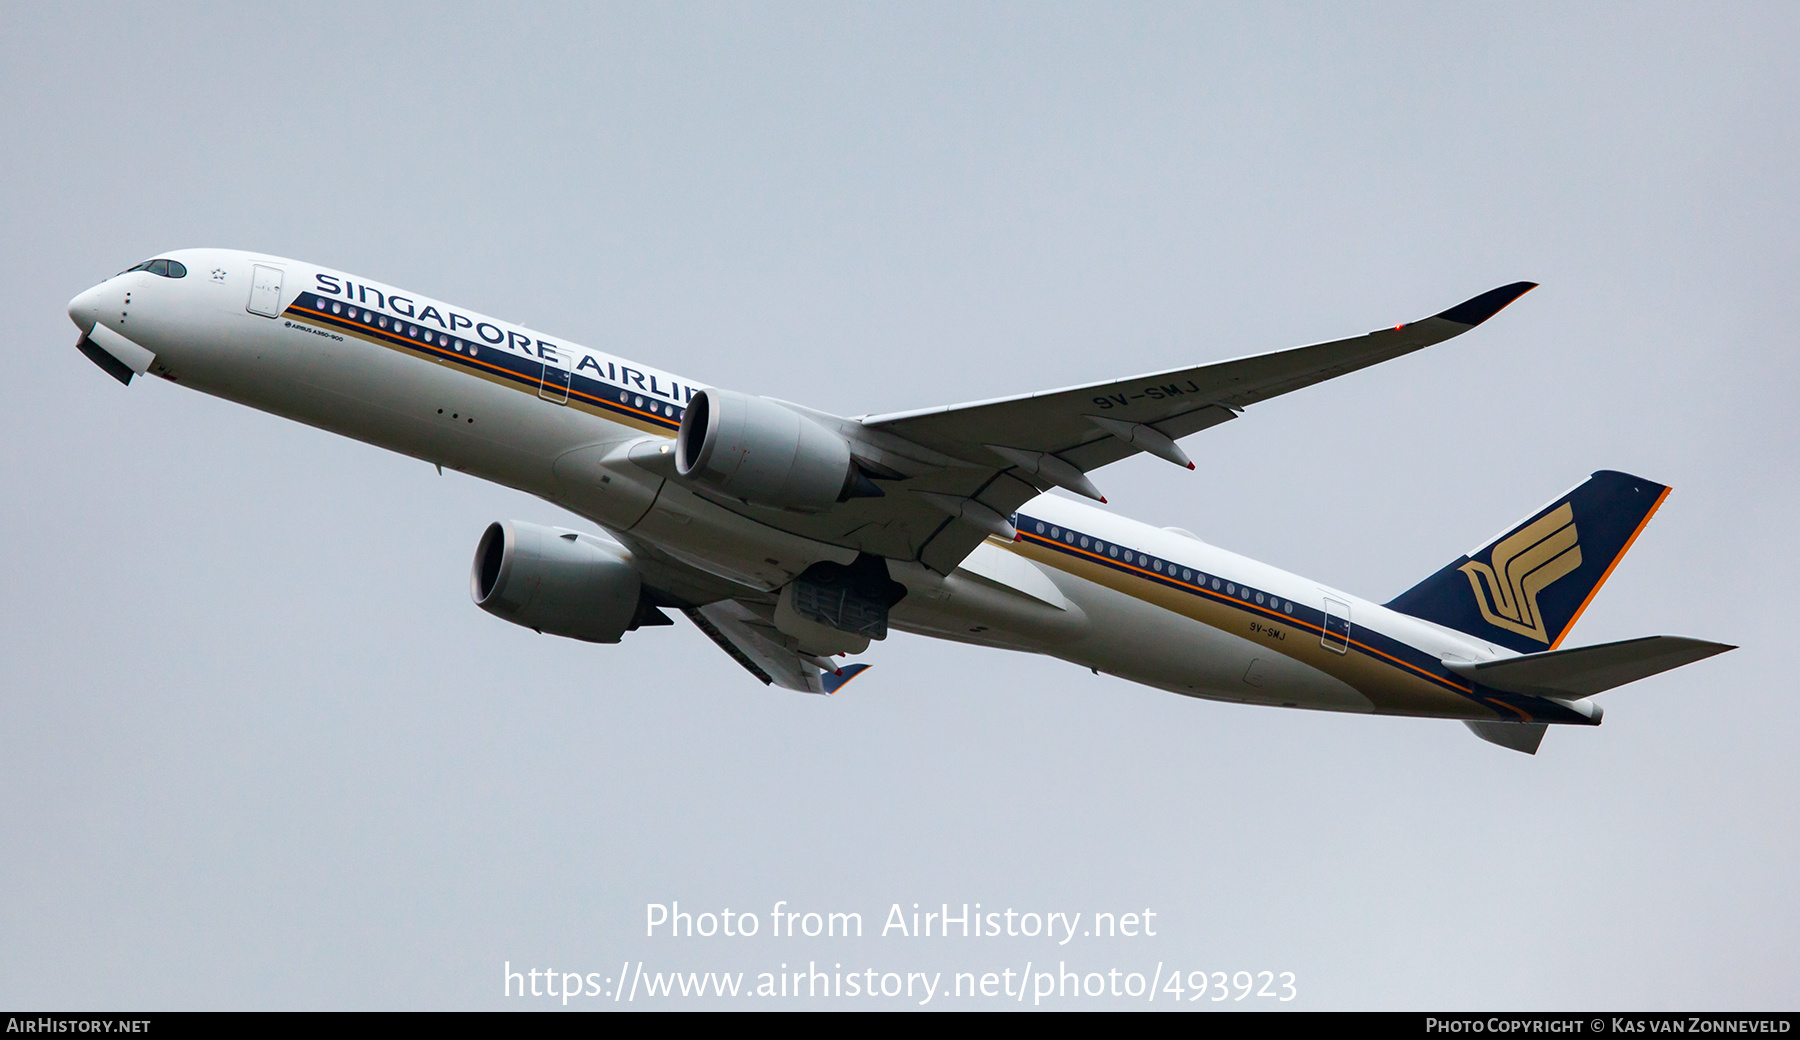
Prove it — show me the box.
[67,250,1732,754]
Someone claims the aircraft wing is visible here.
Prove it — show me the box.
[683,282,1535,576]
[863,281,1537,471]
[683,601,870,695]
[851,281,1537,572]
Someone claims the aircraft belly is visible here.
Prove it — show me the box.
[548,440,666,532]
[888,557,1091,652]
[627,482,859,592]
[885,545,1367,710]
[1062,569,1374,712]
[985,540,1363,711]
[1012,537,1499,718]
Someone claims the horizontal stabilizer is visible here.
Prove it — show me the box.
[1464,720,1548,755]
[1445,635,1734,698]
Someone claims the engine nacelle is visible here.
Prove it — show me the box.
[675,388,855,513]
[470,520,643,643]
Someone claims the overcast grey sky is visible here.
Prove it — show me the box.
[2,2,1796,1010]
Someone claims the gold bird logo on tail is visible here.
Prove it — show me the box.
[1459,503,1582,644]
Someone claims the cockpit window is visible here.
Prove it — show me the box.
[119,258,188,278]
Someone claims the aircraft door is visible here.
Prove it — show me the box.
[539,350,571,404]
[1321,597,1351,653]
[246,265,283,318]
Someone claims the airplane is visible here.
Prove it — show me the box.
[65,249,1733,754]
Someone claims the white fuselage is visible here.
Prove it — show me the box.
[69,248,1531,721]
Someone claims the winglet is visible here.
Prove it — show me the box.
[1433,281,1537,327]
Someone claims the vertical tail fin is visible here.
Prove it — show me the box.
[1385,471,1670,653]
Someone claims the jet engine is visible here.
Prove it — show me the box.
[470,520,656,643]
[675,388,860,513]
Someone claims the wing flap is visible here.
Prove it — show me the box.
[1059,403,1240,472]
[686,601,822,693]
[685,601,873,695]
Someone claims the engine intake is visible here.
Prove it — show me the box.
[471,520,650,643]
[675,388,857,513]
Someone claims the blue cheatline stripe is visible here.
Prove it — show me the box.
[284,293,685,432]
[1013,513,1596,725]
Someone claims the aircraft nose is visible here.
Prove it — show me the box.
[68,282,107,335]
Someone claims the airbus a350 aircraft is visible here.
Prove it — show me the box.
[66,250,1731,754]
